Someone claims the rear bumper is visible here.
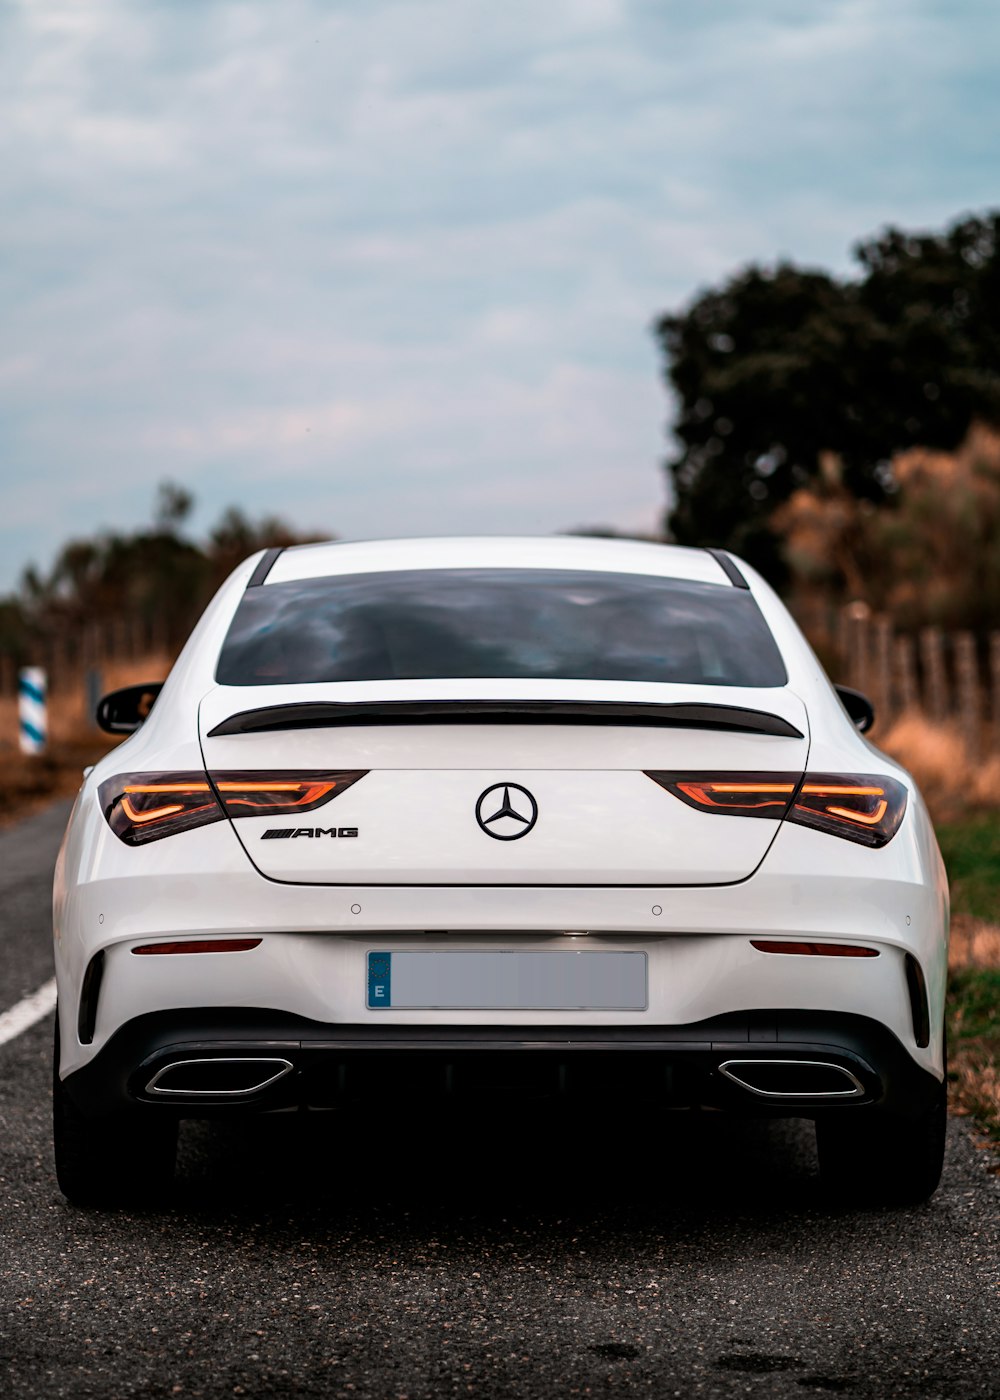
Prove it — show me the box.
[62,1007,942,1122]
[58,924,943,1082]
[53,812,951,1082]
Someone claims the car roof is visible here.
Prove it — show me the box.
[265,536,734,588]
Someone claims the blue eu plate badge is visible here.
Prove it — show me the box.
[367,952,391,1009]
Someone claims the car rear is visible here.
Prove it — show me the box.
[52,537,949,1206]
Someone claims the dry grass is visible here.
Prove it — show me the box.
[877,710,1000,822]
[0,655,170,826]
[947,917,1000,1148]
[876,719,999,1140]
[951,1051,1000,1143]
[949,914,1000,971]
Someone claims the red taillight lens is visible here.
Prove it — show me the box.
[100,772,221,845]
[99,770,367,846]
[210,771,366,814]
[645,771,907,848]
[790,774,907,848]
[645,772,799,820]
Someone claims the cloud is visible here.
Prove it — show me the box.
[0,0,998,586]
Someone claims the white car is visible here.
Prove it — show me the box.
[52,537,949,1206]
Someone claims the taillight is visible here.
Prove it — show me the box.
[645,771,907,848]
[791,774,908,848]
[100,772,221,845]
[99,770,367,846]
[649,773,798,820]
[212,772,362,813]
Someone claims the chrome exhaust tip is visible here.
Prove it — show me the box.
[718,1059,865,1099]
[145,1057,294,1097]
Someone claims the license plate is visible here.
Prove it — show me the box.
[366,950,647,1011]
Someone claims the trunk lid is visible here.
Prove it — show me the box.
[198,680,809,886]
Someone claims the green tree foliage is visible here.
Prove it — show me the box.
[5,484,327,658]
[153,481,195,532]
[657,212,1000,577]
[207,506,312,593]
[776,428,1000,636]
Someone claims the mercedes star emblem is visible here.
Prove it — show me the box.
[475,782,539,841]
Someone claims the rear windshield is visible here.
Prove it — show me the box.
[215,568,787,687]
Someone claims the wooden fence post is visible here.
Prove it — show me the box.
[835,607,851,683]
[991,633,1000,753]
[151,612,168,659]
[843,605,872,694]
[83,623,101,682]
[874,617,893,721]
[893,634,919,714]
[955,632,980,756]
[920,627,949,722]
[41,637,57,699]
[59,632,75,693]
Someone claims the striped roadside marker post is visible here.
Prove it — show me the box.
[18,666,47,755]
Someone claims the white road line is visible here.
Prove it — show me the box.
[0,978,56,1047]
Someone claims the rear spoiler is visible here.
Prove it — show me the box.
[207,700,804,739]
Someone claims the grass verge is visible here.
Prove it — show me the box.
[0,656,160,826]
[0,738,118,828]
[946,916,1000,1148]
[877,724,1000,1147]
[938,811,1000,1146]
[937,812,1000,924]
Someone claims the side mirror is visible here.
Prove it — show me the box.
[835,684,875,734]
[96,683,164,735]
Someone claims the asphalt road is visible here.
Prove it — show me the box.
[0,801,997,1399]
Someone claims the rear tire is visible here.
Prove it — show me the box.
[816,1073,947,1207]
[53,1017,177,1208]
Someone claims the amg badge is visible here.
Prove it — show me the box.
[261,827,359,840]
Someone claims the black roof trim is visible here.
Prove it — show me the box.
[246,547,284,588]
[705,548,749,589]
[207,699,804,739]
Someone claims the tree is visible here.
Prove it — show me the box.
[656,211,1000,578]
[153,481,194,533]
[207,506,326,592]
[775,427,1000,636]
[7,484,328,655]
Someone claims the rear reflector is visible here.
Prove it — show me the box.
[750,940,878,958]
[132,938,262,956]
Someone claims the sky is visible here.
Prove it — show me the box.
[2,0,999,592]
